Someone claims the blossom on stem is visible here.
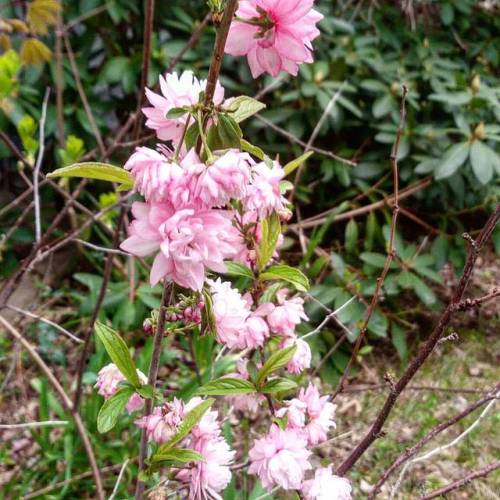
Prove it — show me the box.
[143,70,224,144]
[244,161,288,218]
[95,363,147,413]
[225,0,323,78]
[267,290,308,336]
[135,399,185,444]
[249,424,311,491]
[281,337,311,374]
[302,466,352,500]
[121,202,238,290]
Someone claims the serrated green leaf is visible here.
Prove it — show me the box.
[150,448,203,465]
[158,398,215,453]
[95,322,141,387]
[195,377,256,396]
[136,384,154,399]
[97,387,134,433]
[223,261,254,279]
[48,162,134,188]
[166,106,190,118]
[261,377,298,394]
[240,139,265,160]
[256,345,297,386]
[260,264,309,292]
[226,95,266,123]
[283,151,314,176]
[257,212,281,271]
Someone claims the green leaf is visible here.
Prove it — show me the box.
[166,106,190,118]
[150,448,203,465]
[48,162,134,188]
[256,345,297,386]
[240,139,265,160]
[97,387,134,433]
[226,95,266,123]
[201,287,217,336]
[435,142,470,179]
[208,114,242,151]
[257,212,281,271]
[223,261,254,279]
[158,398,215,453]
[261,377,298,394]
[372,94,394,118]
[260,264,309,292]
[185,122,200,150]
[136,384,154,399]
[470,140,494,184]
[361,252,387,269]
[345,219,358,254]
[94,322,141,387]
[283,151,314,176]
[195,377,256,396]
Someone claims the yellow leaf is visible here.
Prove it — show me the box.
[27,0,61,35]
[20,38,52,65]
[0,34,11,52]
[9,19,30,33]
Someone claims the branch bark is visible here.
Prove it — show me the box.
[336,203,500,476]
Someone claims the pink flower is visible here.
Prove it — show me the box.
[143,70,224,143]
[302,467,352,500]
[245,314,270,349]
[249,425,311,491]
[281,337,311,374]
[244,161,288,217]
[184,397,221,440]
[95,363,147,413]
[135,399,185,444]
[277,384,336,445]
[209,278,250,349]
[176,434,235,499]
[121,203,238,290]
[267,293,308,336]
[225,0,323,78]
[125,147,203,204]
[196,150,253,207]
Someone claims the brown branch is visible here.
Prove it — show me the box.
[203,0,238,108]
[63,33,106,156]
[336,203,500,476]
[452,287,500,312]
[332,86,408,399]
[368,386,499,498]
[135,281,172,499]
[55,9,65,146]
[73,204,127,410]
[0,315,105,499]
[420,460,500,500]
[132,0,156,141]
[288,176,432,231]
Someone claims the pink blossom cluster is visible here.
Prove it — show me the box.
[210,283,311,373]
[225,0,323,78]
[249,384,349,497]
[94,363,146,413]
[120,71,289,291]
[136,397,234,499]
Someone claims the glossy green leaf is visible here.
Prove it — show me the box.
[260,264,309,292]
[195,377,256,396]
[95,322,141,387]
[48,162,134,188]
[435,142,469,179]
[283,151,314,176]
[261,377,298,394]
[226,95,266,123]
[256,345,297,386]
[97,387,134,433]
[257,212,281,271]
[223,261,254,279]
[470,140,494,184]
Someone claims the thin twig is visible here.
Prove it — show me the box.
[63,34,106,156]
[132,0,156,140]
[74,239,129,255]
[0,420,69,430]
[369,387,498,498]
[0,315,104,499]
[389,391,499,499]
[333,86,408,400]
[291,82,348,200]
[73,205,126,409]
[420,461,500,500]
[135,281,172,499]
[336,204,500,476]
[255,114,357,167]
[33,88,50,243]
[6,305,83,344]
[109,458,130,500]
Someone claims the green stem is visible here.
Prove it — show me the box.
[197,110,214,162]
[173,115,192,161]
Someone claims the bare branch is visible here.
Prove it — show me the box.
[0,420,69,430]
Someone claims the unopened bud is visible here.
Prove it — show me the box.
[471,74,481,94]
[473,122,485,140]
[143,319,153,335]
